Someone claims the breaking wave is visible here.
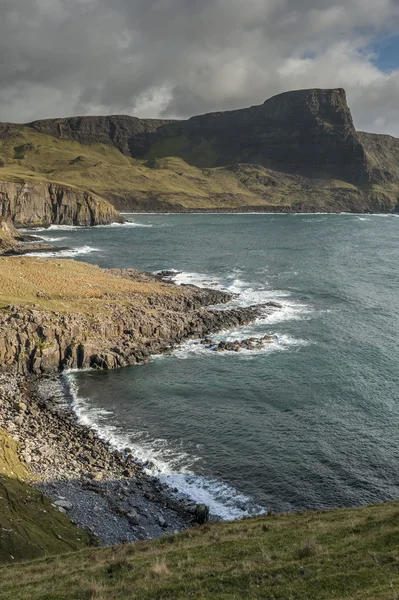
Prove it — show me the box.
[64,372,266,520]
[25,245,100,258]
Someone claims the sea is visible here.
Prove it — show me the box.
[27,213,399,520]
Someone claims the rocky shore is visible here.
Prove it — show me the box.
[0,372,197,545]
[0,260,282,545]
[0,217,69,256]
[203,333,279,352]
[0,265,279,374]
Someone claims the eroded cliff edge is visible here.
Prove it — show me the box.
[0,259,277,375]
[0,181,122,227]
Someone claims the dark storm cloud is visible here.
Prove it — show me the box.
[1,0,399,134]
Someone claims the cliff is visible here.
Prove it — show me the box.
[0,181,122,227]
[1,88,398,213]
[27,88,387,184]
[0,259,275,375]
[26,115,176,158]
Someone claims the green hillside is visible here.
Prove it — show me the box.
[0,429,90,563]
[1,125,396,213]
[1,501,399,599]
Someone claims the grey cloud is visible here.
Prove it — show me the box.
[0,0,399,136]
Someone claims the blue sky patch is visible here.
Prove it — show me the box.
[369,33,399,71]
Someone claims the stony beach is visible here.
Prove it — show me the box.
[0,372,200,545]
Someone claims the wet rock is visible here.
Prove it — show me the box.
[157,516,168,529]
[205,334,276,353]
[127,510,140,526]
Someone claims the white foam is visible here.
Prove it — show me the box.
[163,332,308,361]
[167,270,310,321]
[24,245,100,258]
[97,221,154,228]
[21,225,86,232]
[36,236,69,242]
[19,220,153,233]
[63,372,265,519]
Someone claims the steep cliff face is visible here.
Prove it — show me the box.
[27,115,177,158]
[27,88,378,184]
[0,181,122,227]
[183,88,372,183]
[359,131,399,184]
[4,88,397,213]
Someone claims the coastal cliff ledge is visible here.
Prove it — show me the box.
[0,258,277,375]
[0,181,122,227]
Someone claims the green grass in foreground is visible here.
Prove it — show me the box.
[1,501,399,599]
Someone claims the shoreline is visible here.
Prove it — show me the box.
[117,208,399,215]
[0,371,199,545]
[0,263,281,544]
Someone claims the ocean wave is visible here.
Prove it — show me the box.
[97,221,154,228]
[35,236,69,242]
[167,269,310,320]
[161,333,308,361]
[21,225,86,232]
[25,245,100,258]
[64,372,265,519]
[20,220,153,233]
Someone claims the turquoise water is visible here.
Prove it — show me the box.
[33,214,399,518]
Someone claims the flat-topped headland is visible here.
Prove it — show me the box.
[1,88,399,217]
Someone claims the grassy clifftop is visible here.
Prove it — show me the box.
[1,500,399,599]
[0,257,182,313]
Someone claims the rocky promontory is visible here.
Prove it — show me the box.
[0,181,122,227]
[0,260,278,375]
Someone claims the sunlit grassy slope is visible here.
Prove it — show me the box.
[1,124,390,212]
[0,257,182,312]
[1,501,399,599]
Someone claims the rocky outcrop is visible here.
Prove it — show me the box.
[203,334,278,352]
[0,218,18,251]
[27,115,177,158]
[0,181,122,227]
[0,270,279,375]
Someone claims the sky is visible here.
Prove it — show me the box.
[1,0,399,135]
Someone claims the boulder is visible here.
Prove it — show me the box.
[194,504,209,525]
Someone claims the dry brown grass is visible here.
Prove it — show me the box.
[0,257,181,312]
[296,537,322,559]
[151,559,170,578]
